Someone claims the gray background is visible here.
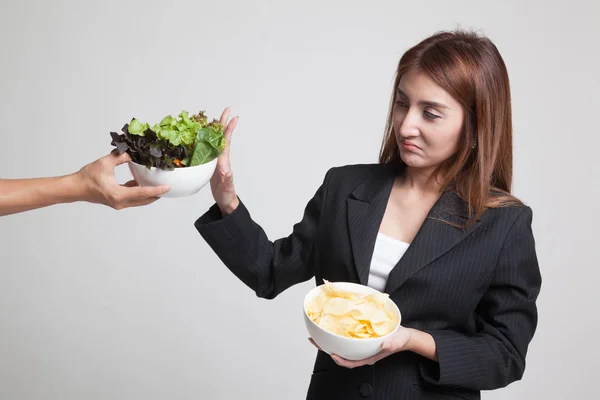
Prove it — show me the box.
[1,0,598,399]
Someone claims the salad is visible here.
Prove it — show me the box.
[110,110,226,170]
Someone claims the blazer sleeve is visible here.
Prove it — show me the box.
[419,206,542,390]
[193,169,332,300]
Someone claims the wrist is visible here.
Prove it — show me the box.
[62,172,88,203]
[404,328,438,362]
[218,196,239,216]
[405,328,418,352]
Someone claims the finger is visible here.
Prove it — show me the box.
[332,348,389,369]
[221,116,238,159]
[220,106,231,127]
[331,354,366,369]
[120,184,171,201]
[330,354,359,368]
[120,196,161,209]
[308,338,323,351]
[108,150,132,166]
[331,354,346,365]
[224,116,238,142]
[122,180,139,188]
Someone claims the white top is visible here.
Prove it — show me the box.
[367,232,410,292]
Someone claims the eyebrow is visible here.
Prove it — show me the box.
[396,89,450,110]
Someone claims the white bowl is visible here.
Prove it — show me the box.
[128,158,217,198]
[303,282,401,361]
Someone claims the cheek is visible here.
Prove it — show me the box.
[426,122,462,153]
[438,130,461,153]
[445,122,464,152]
[443,114,465,151]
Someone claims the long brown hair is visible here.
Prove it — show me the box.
[379,29,521,224]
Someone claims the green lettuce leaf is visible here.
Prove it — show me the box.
[190,124,226,166]
[152,110,201,147]
[128,119,150,135]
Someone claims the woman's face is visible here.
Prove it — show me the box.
[393,69,465,172]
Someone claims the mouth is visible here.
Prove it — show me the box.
[400,141,420,151]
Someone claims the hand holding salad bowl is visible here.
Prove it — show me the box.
[110,107,238,198]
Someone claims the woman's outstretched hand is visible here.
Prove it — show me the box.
[210,107,239,215]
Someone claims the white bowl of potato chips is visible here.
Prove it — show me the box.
[303,281,401,361]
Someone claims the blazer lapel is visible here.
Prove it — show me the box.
[384,190,482,294]
[346,165,396,285]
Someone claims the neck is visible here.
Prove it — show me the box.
[401,166,443,194]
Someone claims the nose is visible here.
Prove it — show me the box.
[397,108,420,138]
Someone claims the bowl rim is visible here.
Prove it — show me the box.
[128,157,218,171]
[303,281,402,343]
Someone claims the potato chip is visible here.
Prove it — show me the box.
[305,280,400,339]
[323,297,354,316]
[317,315,343,336]
[372,320,398,336]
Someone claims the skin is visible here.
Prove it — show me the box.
[211,68,466,368]
[0,151,171,216]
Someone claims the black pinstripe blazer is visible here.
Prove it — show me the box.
[195,163,542,400]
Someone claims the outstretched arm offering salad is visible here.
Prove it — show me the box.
[110,110,226,170]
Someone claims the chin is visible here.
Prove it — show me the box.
[399,150,423,168]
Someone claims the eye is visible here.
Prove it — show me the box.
[395,100,409,108]
[424,110,441,120]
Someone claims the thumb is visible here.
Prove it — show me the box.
[380,341,393,352]
[223,170,234,185]
[108,150,132,166]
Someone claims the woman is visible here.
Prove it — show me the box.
[195,30,541,400]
